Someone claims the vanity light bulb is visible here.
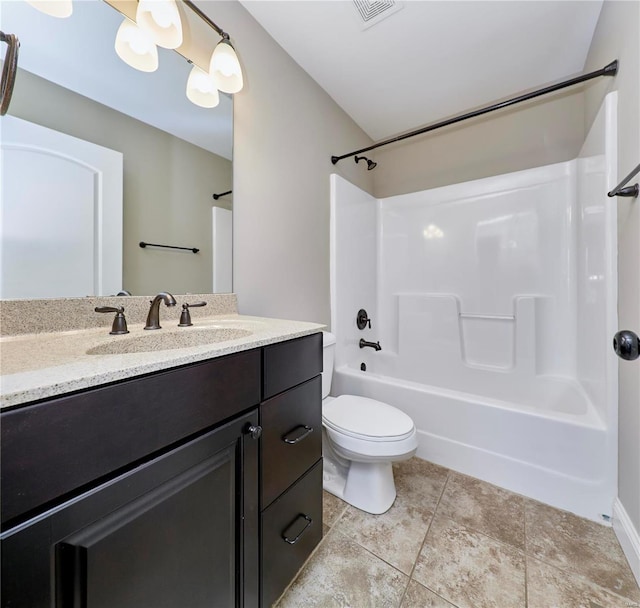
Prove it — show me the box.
[24,0,72,18]
[209,39,243,94]
[186,65,220,108]
[115,18,159,73]
[136,0,183,49]
[215,54,236,78]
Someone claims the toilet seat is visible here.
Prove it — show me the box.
[323,395,415,442]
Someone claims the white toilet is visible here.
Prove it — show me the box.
[321,332,417,514]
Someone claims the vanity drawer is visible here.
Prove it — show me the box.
[260,376,322,507]
[261,460,323,608]
[262,332,322,399]
[1,349,261,526]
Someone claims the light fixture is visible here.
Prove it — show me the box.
[209,36,243,94]
[186,65,220,108]
[24,0,72,18]
[115,18,159,73]
[136,0,183,50]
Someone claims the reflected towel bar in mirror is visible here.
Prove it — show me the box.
[139,241,199,253]
[213,190,232,200]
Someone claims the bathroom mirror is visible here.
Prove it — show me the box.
[1,0,233,298]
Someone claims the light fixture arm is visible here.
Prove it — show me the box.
[181,0,229,40]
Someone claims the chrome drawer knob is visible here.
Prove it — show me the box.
[246,424,263,440]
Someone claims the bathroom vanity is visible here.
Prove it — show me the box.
[0,307,323,608]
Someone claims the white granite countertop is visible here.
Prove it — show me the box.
[0,314,325,409]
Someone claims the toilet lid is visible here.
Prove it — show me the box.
[323,395,415,441]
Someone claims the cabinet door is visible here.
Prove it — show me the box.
[1,411,259,608]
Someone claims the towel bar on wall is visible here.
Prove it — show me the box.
[608,162,640,198]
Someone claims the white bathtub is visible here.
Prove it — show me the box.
[333,362,613,522]
[329,94,619,523]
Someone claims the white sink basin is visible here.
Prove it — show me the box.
[86,327,252,355]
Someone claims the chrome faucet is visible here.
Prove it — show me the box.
[144,292,177,330]
[359,338,382,351]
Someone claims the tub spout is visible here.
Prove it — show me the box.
[359,338,381,351]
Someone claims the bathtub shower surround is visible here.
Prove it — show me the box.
[330,93,618,522]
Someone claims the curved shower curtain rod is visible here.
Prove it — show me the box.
[331,60,619,165]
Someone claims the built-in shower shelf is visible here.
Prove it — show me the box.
[396,293,543,373]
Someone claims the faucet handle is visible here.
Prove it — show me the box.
[95,306,129,335]
[178,301,207,327]
[357,309,372,330]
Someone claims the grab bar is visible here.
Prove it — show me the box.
[459,313,515,321]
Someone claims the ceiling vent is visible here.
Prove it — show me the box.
[351,0,404,30]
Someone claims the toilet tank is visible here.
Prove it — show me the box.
[322,332,336,399]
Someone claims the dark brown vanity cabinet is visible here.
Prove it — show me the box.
[260,334,323,607]
[2,411,260,608]
[1,332,323,608]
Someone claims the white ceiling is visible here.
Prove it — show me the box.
[1,0,233,159]
[240,0,603,142]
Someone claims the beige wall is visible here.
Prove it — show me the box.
[372,90,585,198]
[584,0,640,536]
[206,2,373,327]
[8,69,232,296]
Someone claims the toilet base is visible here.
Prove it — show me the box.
[343,461,396,514]
[322,436,397,514]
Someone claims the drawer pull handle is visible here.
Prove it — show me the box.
[282,425,313,444]
[282,514,313,545]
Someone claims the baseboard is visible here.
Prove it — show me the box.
[414,429,614,524]
[613,498,640,586]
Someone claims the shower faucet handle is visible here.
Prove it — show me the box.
[357,309,372,330]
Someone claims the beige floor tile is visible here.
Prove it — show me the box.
[323,490,348,527]
[401,580,457,607]
[437,470,525,548]
[525,500,640,602]
[413,514,526,608]
[276,529,409,608]
[333,494,434,574]
[392,457,449,511]
[527,556,638,608]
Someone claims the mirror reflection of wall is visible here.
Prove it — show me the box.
[1,0,233,298]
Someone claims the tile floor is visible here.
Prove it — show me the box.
[275,458,640,608]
